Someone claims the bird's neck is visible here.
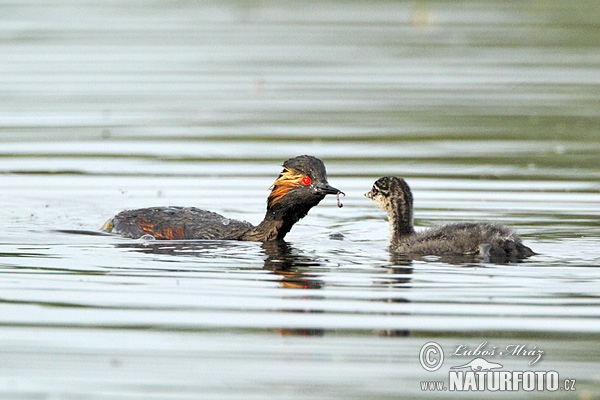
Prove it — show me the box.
[388,200,415,243]
[243,206,310,241]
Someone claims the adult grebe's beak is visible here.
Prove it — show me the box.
[316,183,342,196]
[316,183,345,207]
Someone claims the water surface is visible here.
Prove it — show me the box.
[1,0,600,398]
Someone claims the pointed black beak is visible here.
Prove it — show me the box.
[316,183,342,196]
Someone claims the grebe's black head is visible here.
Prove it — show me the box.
[365,176,414,236]
[267,155,341,211]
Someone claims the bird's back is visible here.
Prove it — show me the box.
[393,222,534,259]
[102,206,254,240]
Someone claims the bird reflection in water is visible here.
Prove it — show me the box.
[375,254,413,337]
[113,239,327,336]
[261,241,326,336]
[57,230,415,338]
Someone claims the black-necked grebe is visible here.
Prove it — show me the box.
[102,155,343,241]
[366,176,534,259]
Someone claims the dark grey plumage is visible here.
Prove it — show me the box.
[366,176,534,260]
[102,155,342,241]
[106,207,254,240]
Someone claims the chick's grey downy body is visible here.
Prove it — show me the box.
[394,222,533,258]
[102,155,342,241]
[366,176,534,259]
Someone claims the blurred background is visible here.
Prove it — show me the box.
[1,1,599,399]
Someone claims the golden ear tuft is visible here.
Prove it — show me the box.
[268,168,305,206]
[274,168,305,186]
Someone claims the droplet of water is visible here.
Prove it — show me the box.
[329,232,344,240]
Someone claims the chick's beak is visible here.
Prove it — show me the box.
[316,183,342,196]
[365,191,373,199]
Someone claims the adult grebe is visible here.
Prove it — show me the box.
[102,155,343,241]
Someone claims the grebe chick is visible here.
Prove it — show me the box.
[102,155,343,241]
[366,176,534,259]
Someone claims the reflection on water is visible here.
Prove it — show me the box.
[1,0,600,398]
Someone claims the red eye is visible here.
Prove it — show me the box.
[302,176,311,185]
